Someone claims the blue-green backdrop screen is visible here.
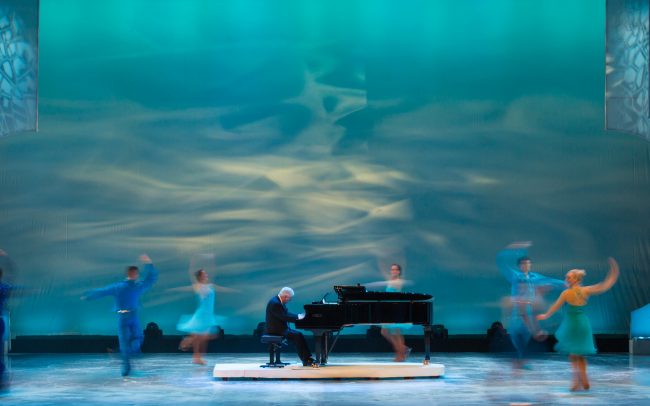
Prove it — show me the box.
[1,0,648,336]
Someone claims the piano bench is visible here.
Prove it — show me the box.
[260,335,289,368]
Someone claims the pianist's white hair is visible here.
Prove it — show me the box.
[279,287,294,296]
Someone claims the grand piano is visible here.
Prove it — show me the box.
[294,284,434,365]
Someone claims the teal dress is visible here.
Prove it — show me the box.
[177,284,220,335]
[554,304,597,355]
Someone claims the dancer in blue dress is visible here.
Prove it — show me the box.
[367,263,412,361]
[537,257,619,391]
[176,259,235,365]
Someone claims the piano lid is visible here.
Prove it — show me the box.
[334,284,366,297]
[333,284,432,302]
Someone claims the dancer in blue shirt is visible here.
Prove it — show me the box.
[497,242,565,368]
[83,254,158,376]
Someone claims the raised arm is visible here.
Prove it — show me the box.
[0,282,13,299]
[165,286,194,293]
[583,257,619,296]
[187,258,198,284]
[496,242,530,283]
[83,283,119,300]
[365,279,413,289]
[533,273,566,291]
[139,254,158,292]
[0,249,15,282]
[211,283,239,293]
[536,290,567,320]
[364,280,390,289]
[164,259,200,294]
[378,267,390,281]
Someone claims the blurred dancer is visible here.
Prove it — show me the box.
[537,258,619,391]
[367,263,412,361]
[0,250,14,389]
[82,254,158,376]
[176,258,235,365]
[497,242,565,368]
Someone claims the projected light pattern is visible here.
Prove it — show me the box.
[0,1,38,137]
[0,0,648,336]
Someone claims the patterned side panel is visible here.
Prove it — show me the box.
[0,0,38,137]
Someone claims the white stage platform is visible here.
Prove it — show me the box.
[213,362,445,380]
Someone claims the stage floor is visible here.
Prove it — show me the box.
[2,352,650,405]
[213,361,445,379]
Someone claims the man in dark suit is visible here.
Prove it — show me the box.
[265,287,316,367]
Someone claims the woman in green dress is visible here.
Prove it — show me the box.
[537,257,619,391]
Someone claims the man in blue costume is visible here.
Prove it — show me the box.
[265,287,316,367]
[497,242,565,368]
[83,254,158,376]
[0,249,14,389]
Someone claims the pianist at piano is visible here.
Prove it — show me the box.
[295,284,434,365]
[265,287,317,367]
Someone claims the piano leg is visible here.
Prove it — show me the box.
[423,325,431,365]
[311,332,329,365]
[314,333,323,365]
[321,333,328,365]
